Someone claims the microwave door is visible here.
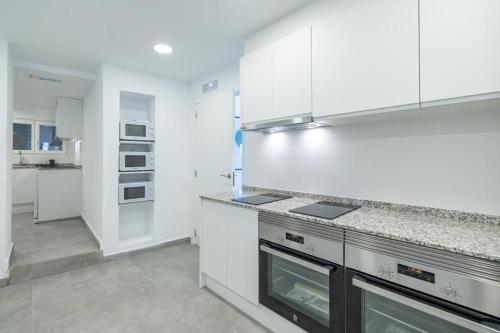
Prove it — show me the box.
[125,123,146,138]
[124,186,146,202]
[125,155,146,168]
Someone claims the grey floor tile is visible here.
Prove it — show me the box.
[3,242,267,333]
[0,281,33,333]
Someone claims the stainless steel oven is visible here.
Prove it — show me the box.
[345,231,500,333]
[258,212,345,333]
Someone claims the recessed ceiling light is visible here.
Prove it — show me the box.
[154,44,173,54]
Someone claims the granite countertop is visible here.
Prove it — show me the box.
[200,188,500,263]
[13,163,82,170]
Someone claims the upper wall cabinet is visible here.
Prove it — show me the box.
[56,97,83,139]
[420,0,500,105]
[312,0,420,119]
[272,28,312,119]
[240,27,312,125]
[240,45,273,124]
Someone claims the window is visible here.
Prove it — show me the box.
[34,121,66,154]
[12,119,66,155]
[13,119,34,153]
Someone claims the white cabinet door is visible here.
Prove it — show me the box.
[12,169,36,205]
[273,27,312,119]
[36,169,82,222]
[420,0,500,103]
[240,46,273,124]
[312,0,420,118]
[56,97,82,139]
[201,200,227,285]
[226,205,259,305]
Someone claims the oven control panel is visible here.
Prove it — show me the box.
[398,264,435,284]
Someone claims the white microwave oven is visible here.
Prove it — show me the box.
[119,151,154,171]
[120,120,155,141]
[119,181,154,204]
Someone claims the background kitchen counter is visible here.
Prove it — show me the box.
[13,163,82,170]
[200,187,500,263]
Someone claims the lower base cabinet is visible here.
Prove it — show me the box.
[201,199,259,304]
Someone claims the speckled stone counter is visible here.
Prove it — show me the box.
[13,163,82,170]
[200,188,500,263]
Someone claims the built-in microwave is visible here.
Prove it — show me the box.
[119,181,154,204]
[120,120,155,141]
[119,151,154,171]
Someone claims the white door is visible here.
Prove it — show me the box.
[192,86,235,244]
[312,0,420,118]
[420,0,500,103]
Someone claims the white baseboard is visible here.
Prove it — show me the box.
[205,275,306,333]
[103,235,191,257]
[0,242,14,280]
[80,214,102,249]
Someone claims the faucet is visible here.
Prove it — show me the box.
[18,150,24,166]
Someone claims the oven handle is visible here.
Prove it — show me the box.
[260,244,332,275]
[352,276,500,333]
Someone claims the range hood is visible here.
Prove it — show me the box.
[241,114,324,133]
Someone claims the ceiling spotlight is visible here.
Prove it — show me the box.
[154,44,173,54]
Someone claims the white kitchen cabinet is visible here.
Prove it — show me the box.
[35,169,81,222]
[226,205,259,305]
[201,199,259,304]
[312,0,420,118]
[272,27,312,119]
[12,168,36,205]
[201,200,227,285]
[56,97,82,139]
[240,27,312,125]
[420,0,500,104]
[240,45,273,124]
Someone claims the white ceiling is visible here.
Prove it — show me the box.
[14,66,94,111]
[0,0,313,82]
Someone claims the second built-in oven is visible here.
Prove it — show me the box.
[258,212,345,333]
[345,231,500,333]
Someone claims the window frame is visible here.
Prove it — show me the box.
[34,120,67,155]
[12,118,35,154]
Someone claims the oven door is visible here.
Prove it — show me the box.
[259,240,344,333]
[346,269,500,333]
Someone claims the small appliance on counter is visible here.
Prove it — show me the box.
[232,193,291,205]
[289,201,360,219]
[120,120,155,141]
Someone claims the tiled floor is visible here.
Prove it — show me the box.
[0,242,269,333]
[10,213,101,283]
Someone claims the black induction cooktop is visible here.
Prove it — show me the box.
[289,201,360,219]
[232,193,292,205]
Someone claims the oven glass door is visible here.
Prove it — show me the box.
[125,155,146,168]
[125,124,147,138]
[259,241,344,333]
[124,186,146,201]
[347,271,500,333]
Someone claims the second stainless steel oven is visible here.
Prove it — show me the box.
[345,231,500,333]
[258,212,345,333]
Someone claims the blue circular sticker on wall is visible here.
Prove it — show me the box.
[235,130,242,147]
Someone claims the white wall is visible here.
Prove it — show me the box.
[81,67,103,243]
[12,107,79,164]
[243,0,500,215]
[100,64,191,255]
[0,40,14,279]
